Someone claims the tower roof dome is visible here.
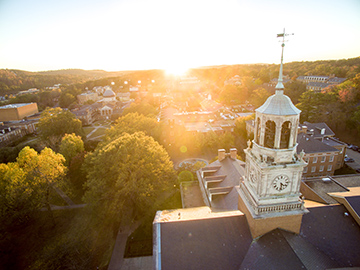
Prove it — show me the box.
[103,89,115,97]
[256,90,301,116]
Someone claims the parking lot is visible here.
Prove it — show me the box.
[345,147,360,172]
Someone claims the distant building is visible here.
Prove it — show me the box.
[297,122,347,177]
[224,75,242,86]
[72,89,123,124]
[199,95,222,112]
[269,75,291,86]
[297,75,346,93]
[117,92,131,101]
[72,103,101,125]
[101,89,117,102]
[0,103,38,121]
[77,92,99,105]
[17,88,39,96]
[0,122,22,146]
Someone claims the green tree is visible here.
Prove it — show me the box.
[83,132,176,226]
[68,152,87,194]
[0,146,67,225]
[122,101,157,117]
[59,133,85,166]
[249,87,271,108]
[234,114,255,140]
[218,84,249,105]
[105,112,161,143]
[177,170,194,182]
[177,161,206,183]
[37,107,84,149]
[195,131,235,155]
[284,80,307,104]
[59,93,76,108]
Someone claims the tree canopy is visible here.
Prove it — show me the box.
[0,146,66,224]
[122,101,158,118]
[37,107,84,148]
[104,112,161,143]
[83,132,176,224]
[59,133,85,166]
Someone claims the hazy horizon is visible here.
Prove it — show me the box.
[1,0,360,73]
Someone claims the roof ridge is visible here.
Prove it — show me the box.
[281,230,340,269]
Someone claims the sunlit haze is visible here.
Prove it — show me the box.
[0,0,359,72]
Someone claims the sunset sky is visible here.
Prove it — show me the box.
[0,0,359,72]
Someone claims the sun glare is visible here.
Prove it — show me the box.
[164,65,189,77]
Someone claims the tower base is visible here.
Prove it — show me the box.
[236,186,308,239]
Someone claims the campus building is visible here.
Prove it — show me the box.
[0,103,38,122]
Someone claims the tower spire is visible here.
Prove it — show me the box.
[275,28,294,94]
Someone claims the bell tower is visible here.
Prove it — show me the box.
[237,29,308,239]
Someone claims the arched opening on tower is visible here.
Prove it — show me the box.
[256,117,261,144]
[264,120,276,148]
[280,121,291,149]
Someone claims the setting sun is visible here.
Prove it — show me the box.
[164,64,189,77]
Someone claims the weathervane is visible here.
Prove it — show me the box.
[275,28,294,91]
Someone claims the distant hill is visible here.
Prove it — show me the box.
[0,69,125,95]
[1,57,359,95]
[36,69,125,77]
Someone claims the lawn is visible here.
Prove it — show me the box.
[83,126,95,136]
[88,127,107,139]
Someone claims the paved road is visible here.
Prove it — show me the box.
[345,148,360,172]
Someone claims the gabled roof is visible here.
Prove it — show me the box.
[103,89,116,97]
[198,156,245,210]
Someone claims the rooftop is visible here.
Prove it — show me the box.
[297,133,338,154]
[0,103,34,109]
[256,90,301,116]
[154,203,360,270]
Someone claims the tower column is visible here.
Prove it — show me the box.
[259,123,265,146]
[274,125,282,149]
[254,119,258,143]
[288,125,296,148]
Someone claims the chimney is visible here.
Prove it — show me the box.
[218,149,226,161]
[302,126,307,134]
[230,148,237,159]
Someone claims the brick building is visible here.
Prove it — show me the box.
[0,103,38,121]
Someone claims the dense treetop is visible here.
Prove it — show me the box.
[83,132,176,223]
[37,107,84,148]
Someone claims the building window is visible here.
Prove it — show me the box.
[327,165,332,171]
[321,156,326,163]
[311,166,316,173]
[329,155,334,162]
[319,165,324,172]
[303,167,308,173]
[313,157,318,163]
[305,157,309,163]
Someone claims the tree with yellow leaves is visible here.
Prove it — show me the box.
[0,146,67,225]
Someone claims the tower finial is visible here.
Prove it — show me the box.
[275,28,294,94]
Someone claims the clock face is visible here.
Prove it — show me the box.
[272,175,290,191]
